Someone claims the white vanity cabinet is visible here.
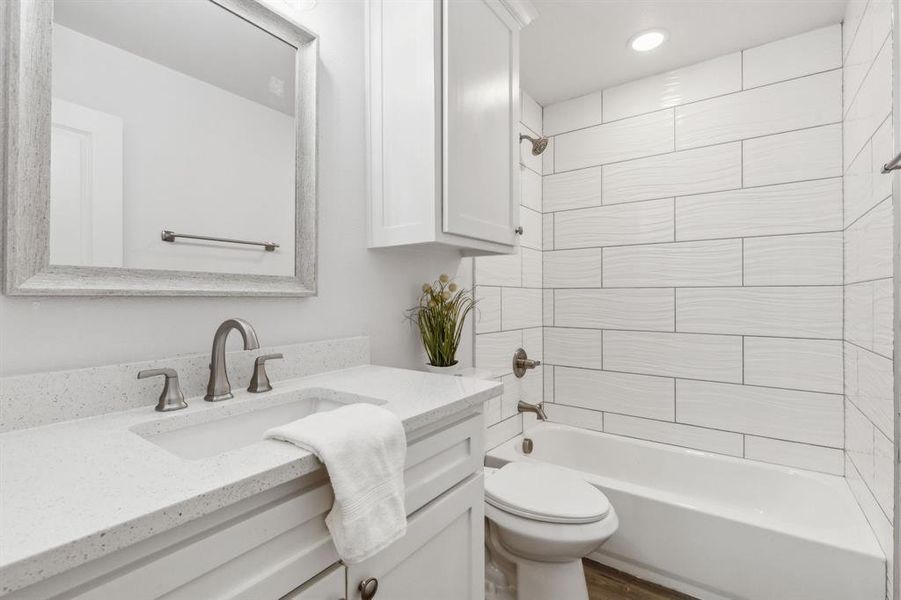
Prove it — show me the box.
[6,411,486,600]
[366,0,536,255]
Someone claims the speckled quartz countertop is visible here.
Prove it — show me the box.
[0,365,502,595]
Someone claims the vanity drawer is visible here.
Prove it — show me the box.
[60,477,340,600]
[403,410,484,513]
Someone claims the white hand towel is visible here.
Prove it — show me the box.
[264,403,407,563]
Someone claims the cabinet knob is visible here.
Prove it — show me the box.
[359,577,379,599]
[514,226,524,235]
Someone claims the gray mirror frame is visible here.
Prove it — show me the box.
[0,0,318,297]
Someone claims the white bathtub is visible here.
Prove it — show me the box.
[486,423,885,600]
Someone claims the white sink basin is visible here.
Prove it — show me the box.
[135,392,368,460]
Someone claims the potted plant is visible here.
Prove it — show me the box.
[408,274,475,373]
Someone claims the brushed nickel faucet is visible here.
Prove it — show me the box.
[518,400,547,421]
[205,318,261,401]
[137,368,188,412]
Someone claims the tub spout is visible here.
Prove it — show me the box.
[518,400,547,421]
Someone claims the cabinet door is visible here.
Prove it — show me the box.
[346,474,484,600]
[442,0,519,245]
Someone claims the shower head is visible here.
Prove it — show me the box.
[520,133,549,156]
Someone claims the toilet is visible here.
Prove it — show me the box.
[484,462,619,600]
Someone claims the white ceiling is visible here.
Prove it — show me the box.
[521,0,848,106]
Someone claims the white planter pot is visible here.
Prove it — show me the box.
[424,362,460,375]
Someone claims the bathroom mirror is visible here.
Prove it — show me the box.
[1,0,318,296]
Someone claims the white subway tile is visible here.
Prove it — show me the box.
[743,232,843,286]
[675,70,841,149]
[844,41,892,167]
[502,370,543,417]
[482,393,503,427]
[521,91,542,135]
[476,330,523,377]
[542,213,554,251]
[476,247,521,287]
[845,400,876,485]
[553,199,674,249]
[555,109,675,171]
[603,143,741,205]
[555,366,675,420]
[486,414,522,450]
[543,289,554,326]
[521,247,543,288]
[844,281,875,350]
[676,287,842,338]
[543,165,602,212]
[542,91,603,136]
[675,178,842,240]
[604,331,743,382]
[518,206,542,251]
[844,197,893,284]
[843,137,874,227]
[872,278,893,358]
[845,454,894,558]
[743,25,841,88]
[545,403,604,432]
[843,0,893,111]
[554,288,674,331]
[677,380,843,447]
[542,136,555,175]
[523,327,543,361]
[543,248,604,288]
[604,413,743,456]
[544,327,604,369]
[520,167,542,213]
[744,436,843,475]
[475,286,501,334]
[843,0,870,61]
[873,429,894,517]
[744,337,843,394]
[742,125,842,187]
[602,53,742,122]
[852,346,894,438]
[603,240,742,288]
[501,288,542,330]
[544,365,555,402]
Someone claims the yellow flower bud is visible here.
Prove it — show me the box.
[422,283,430,293]
[442,291,451,300]
[448,283,458,292]
[439,274,449,284]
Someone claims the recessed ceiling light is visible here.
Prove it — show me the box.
[629,29,667,52]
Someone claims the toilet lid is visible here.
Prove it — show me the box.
[485,462,610,524]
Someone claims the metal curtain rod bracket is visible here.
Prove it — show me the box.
[161,230,279,252]
[882,152,901,174]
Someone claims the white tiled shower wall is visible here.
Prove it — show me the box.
[475,93,544,448]
[842,0,896,594]
[540,24,848,472]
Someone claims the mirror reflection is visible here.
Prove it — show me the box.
[50,0,297,276]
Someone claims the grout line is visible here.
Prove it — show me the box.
[546,325,844,342]
[549,123,842,176]
[548,363,842,397]
[550,68,841,136]
[546,230,845,252]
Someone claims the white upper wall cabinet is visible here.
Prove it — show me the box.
[366,0,535,255]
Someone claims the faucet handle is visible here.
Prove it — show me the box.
[248,353,284,394]
[137,368,188,412]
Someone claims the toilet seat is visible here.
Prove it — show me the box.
[485,462,610,524]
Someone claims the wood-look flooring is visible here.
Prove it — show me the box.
[584,560,698,600]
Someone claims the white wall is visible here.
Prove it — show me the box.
[842,1,896,596]
[538,25,847,473]
[53,24,296,276]
[0,0,470,377]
